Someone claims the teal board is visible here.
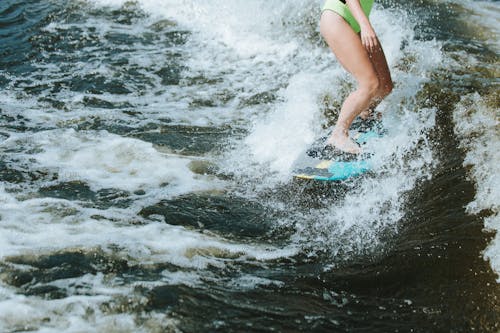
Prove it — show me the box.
[294,159,371,181]
[292,130,381,181]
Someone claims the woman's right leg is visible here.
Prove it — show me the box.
[320,10,380,153]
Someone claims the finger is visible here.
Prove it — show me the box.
[367,38,374,51]
[366,37,373,50]
[366,40,372,52]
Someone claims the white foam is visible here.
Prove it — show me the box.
[453,93,500,280]
[0,291,179,333]
[242,72,327,176]
[1,128,216,194]
[68,0,320,129]
[227,274,285,290]
[0,185,297,263]
[0,179,297,330]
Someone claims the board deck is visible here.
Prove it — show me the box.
[292,130,382,181]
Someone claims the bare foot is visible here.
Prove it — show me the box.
[325,127,361,154]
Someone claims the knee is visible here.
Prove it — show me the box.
[380,80,393,98]
[372,80,393,100]
[360,76,380,98]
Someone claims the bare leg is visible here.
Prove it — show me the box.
[360,42,393,119]
[320,11,388,153]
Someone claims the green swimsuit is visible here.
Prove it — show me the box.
[322,0,374,33]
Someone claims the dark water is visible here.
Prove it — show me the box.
[0,0,499,332]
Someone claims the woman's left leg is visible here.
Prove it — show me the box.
[360,40,393,119]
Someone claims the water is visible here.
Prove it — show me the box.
[0,0,498,332]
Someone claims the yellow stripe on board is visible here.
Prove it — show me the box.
[315,160,332,169]
[294,174,315,179]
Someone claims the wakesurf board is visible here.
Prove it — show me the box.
[293,126,383,182]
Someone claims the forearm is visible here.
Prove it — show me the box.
[344,0,371,30]
[345,0,378,50]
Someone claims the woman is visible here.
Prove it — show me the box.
[320,0,393,154]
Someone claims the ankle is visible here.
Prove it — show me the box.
[333,126,348,136]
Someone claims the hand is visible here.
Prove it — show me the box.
[360,24,379,53]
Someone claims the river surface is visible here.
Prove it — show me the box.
[0,0,499,332]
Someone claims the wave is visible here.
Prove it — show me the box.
[454,93,500,280]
